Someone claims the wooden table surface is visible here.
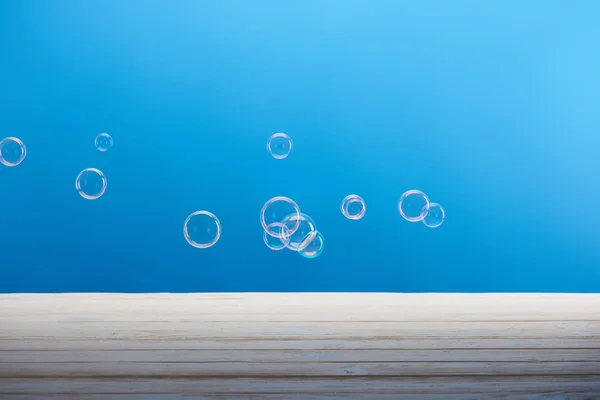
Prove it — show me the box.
[0,293,599,399]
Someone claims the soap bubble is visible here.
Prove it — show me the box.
[261,196,301,238]
[95,133,113,152]
[267,133,293,159]
[183,210,221,248]
[0,137,27,167]
[75,168,107,200]
[423,202,445,228]
[398,190,430,222]
[341,194,366,220]
[299,230,325,259]
[281,213,317,252]
[263,222,290,251]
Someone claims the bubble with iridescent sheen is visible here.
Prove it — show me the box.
[341,194,366,220]
[398,190,430,222]
[281,213,317,252]
[95,133,114,152]
[75,168,107,200]
[423,202,445,228]
[263,222,290,251]
[267,133,293,159]
[299,230,325,259]
[183,210,221,248]
[260,196,301,238]
[0,137,27,167]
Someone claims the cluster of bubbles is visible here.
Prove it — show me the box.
[339,191,445,227]
[3,131,444,253]
[398,189,445,228]
[265,134,324,257]
[260,196,325,258]
[181,133,298,251]
[75,133,113,200]
[0,134,114,202]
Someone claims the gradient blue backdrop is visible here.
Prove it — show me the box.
[1,0,599,293]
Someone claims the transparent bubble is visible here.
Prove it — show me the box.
[423,202,445,228]
[299,230,325,259]
[398,190,430,222]
[281,213,317,252]
[260,196,301,238]
[263,222,290,251]
[183,210,221,249]
[267,133,293,159]
[95,133,113,152]
[75,168,107,200]
[341,194,366,220]
[0,137,27,167]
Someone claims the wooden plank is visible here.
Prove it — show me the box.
[0,293,599,398]
[1,293,599,322]
[4,348,600,363]
[2,337,597,350]
[2,361,600,377]
[6,394,600,400]
[1,377,600,398]
[2,320,598,340]
[3,313,598,322]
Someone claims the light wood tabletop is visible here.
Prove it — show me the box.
[0,293,599,399]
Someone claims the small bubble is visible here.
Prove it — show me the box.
[94,133,114,152]
[260,196,301,238]
[281,213,317,252]
[267,133,293,159]
[75,168,107,200]
[423,203,445,228]
[398,190,430,222]
[341,194,366,220]
[183,210,221,248]
[0,137,26,167]
[299,230,325,259]
[263,222,290,251]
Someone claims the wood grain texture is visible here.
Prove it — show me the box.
[0,293,599,399]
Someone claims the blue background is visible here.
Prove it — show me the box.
[1,0,599,293]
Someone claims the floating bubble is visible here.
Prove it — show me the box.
[267,133,293,159]
[263,222,290,251]
[299,230,325,259]
[281,213,317,252]
[261,196,301,238]
[75,168,107,200]
[341,194,366,220]
[183,210,221,248]
[398,190,430,222]
[423,202,445,228]
[95,133,113,152]
[0,137,27,167]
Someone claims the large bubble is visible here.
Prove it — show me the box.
[0,137,27,167]
[75,168,107,200]
[341,194,366,220]
[95,133,114,152]
[423,202,445,228]
[183,210,221,248]
[398,190,430,222]
[263,222,290,251]
[267,133,293,159]
[260,196,301,238]
[299,230,325,259]
[281,213,317,252]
